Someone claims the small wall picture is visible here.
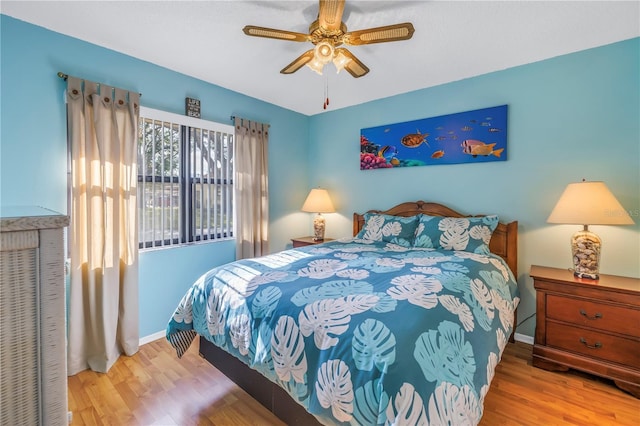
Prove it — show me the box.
[185,97,201,118]
[360,105,508,170]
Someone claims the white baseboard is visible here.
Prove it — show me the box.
[139,330,165,346]
[514,332,534,345]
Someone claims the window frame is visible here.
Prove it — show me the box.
[137,106,235,250]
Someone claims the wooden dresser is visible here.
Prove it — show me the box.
[530,265,640,398]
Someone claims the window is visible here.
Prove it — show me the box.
[137,107,234,249]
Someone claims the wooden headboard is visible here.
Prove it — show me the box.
[353,200,518,277]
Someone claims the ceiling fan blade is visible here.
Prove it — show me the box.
[318,0,346,31]
[335,48,369,78]
[280,49,316,74]
[243,25,309,42]
[343,22,415,45]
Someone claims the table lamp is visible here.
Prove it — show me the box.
[547,179,635,279]
[301,188,335,241]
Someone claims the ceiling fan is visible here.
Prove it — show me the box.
[242,0,415,78]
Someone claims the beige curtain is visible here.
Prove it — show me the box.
[66,77,140,375]
[234,117,269,259]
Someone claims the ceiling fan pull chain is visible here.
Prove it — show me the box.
[326,76,330,107]
[323,75,329,110]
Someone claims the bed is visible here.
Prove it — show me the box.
[167,201,519,425]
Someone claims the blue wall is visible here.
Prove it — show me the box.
[0,15,312,337]
[2,15,638,339]
[308,37,640,336]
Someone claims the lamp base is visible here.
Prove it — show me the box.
[573,270,599,280]
[571,226,601,280]
[313,213,326,241]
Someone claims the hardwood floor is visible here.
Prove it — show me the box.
[68,339,639,425]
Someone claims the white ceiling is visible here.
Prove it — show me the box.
[3,1,639,116]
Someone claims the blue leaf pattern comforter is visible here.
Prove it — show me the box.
[166,238,520,425]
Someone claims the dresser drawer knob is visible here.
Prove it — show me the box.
[579,309,602,320]
[579,337,602,349]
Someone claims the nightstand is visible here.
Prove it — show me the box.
[291,236,334,248]
[530,265,640,398]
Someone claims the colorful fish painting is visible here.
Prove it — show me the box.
[360,104,507,170]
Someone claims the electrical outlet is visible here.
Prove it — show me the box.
[68,411,73,424]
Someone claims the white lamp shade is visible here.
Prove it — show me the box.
[547,181,634,225]
[301,188,335,213]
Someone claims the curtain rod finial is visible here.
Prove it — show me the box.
[57,72,68,80]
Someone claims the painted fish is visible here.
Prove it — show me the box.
[461,139,503,157]
[471,144,503,157]
[435,136,447,141]
[431,150,445,159]
[390,157,400,166]
[461,139,485,151]
[378,145,398,159]
[461,126,473,132]
[488,128,501,133]
[401,130,429,148]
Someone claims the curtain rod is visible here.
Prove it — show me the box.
[57,72,142,97]
[231,116,271,129]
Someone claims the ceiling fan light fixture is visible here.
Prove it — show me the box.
[307,40,336,74]
[314,41,335,63]
[332,50,351,73]
[306,58,326,75]
[244,0,415,79]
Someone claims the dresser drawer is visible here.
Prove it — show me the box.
[546,321,640,367]
[531,265,640,397]
[546,294,640,337]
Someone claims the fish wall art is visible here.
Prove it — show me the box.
[360,105,508,170]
